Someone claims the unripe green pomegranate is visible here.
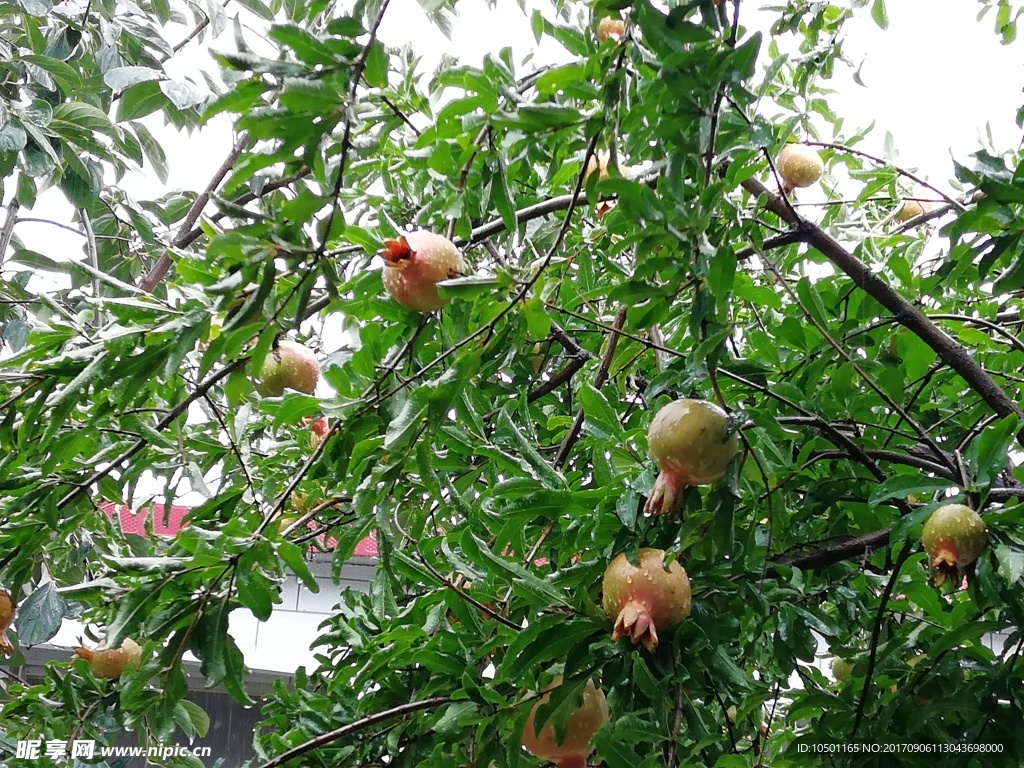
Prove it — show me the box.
[522,676,609,768]
[921,503,986,587]
[73,638,142,679]
[602,548,691,652]
[380,231,468,313]
[832,657,854,682]
[776,144,823,191]
[257,340,320,396]
[644,398,739,516]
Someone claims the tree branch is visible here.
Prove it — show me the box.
[741,177,1024,437]
[553,305,628,469]
[0,197,21,268]
[255,698,450,768]
[140,134,252,292]
[851,544,912,737]
[55,360,244,511]
[805,141,966,212]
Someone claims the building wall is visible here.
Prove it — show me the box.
[12,554,376,766]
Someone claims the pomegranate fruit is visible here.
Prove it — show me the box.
[73,638,142,679]
[310,416,329,449]
[895,199,931,222]
[921,503,987,587]
[832,657,854,683]
[644,398,739,517]
[602,548,691,651]
[597,16,625,42]
[522,676,609,768]
[380,231,468,313]
[257,340,319,396]
[775,143,823,192]
[0,589,14,657]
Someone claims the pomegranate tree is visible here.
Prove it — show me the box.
[644,398,739,516]
[0,589,14,657]
[921,503,987,586]
[602,548,691,651]
[257,340,320,396]
[775,143,823,192]
[380,231,468,313]
[73,638,142,679]
[522,676,609,768]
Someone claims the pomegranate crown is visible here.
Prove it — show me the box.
[380,235,413,267]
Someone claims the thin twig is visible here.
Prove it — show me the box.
[850,544,912,737]
[255,697,451,768]
[0,197,21,267]
[805,141,965,212]
[139,134,252,292]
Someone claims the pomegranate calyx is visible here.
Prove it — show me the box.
[644,470,682,518]
[612,601,658,651]
[381,236,413,267]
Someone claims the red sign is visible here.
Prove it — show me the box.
[99,503,378,559]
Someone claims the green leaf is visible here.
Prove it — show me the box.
[461,531,571,608]
[871,0,889,29]
[117,81,171,121]
[497,409,566,489]
[269,25,338,65]
[279,540,319,591]
[103,66,164,90]
[362,41,388,88]
[868,475,950,507]
[966,414,1021,490]
[15,582,65,645]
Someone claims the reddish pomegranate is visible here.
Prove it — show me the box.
[380,231,468,313]
[522,676,609,768]
[257,340,319,396]
[597,16,625,42]
[310,416,329,449]
[776,143,823,192]
[0,589,14,657]
[921,503,987,587]
[602,548,691,651]
[73,638,142,679]
[644,398,739,516]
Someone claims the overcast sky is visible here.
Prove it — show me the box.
[10,0,1022,263]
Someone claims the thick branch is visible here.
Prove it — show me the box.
[773,528,891,570]
[742,177,1023,434]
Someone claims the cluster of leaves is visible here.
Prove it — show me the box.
[1,0,1024,766]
